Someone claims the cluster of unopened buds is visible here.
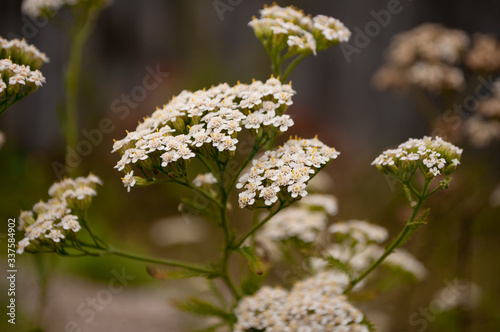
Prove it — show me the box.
[249,3,351,55]
[371,136,462,180]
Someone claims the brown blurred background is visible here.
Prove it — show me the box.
[1,0,499,331]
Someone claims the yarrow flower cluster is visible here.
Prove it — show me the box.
[192,172,217,187]
[16,174,102,254]
[382,249,428,280]
[22,0,78,17]
[371,136,462,179]
[329,219,389,244]
[300,193,338,215]
[259,207,328,243]
[234,271,368,332]
[1,38,48,111]
[466,34,500,73]
[113,77,295,181]
[237,137,340,208]
[309,219,428,281]
[257,194,338,244]
[465,80,500,147]
[21,0,111,17]
[373,23,470,93]
[0,37,49,69]
[249,3,351,56]
[112,77,297,190]
[0,59,46,97]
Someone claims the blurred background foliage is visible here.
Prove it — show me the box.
[1,0,499,331]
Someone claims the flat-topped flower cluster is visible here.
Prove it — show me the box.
[466,79,500,147]
[371,136,462,179]
[237,137,340,208]
[16,174,102,254]
[249,3,351,56]
[308,219,427,281]
[0,58,46,96]
[22,0,78,17]
[258,194,338,243]
[21,0,112,17]
[0,37,49,69]
[1,38,48,103]
[234,271,368,332]
[373,23,470,93]
[113,77,297,189]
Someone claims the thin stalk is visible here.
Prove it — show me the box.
[344,179,432,293]
[207,279,227,309]
[30,255,50,330]
[0,95,25,117]
[105,246,215,275]
[164,177,223,208]
[64,7,99,175]
[281,54,308,82]
[233,203,286,249]
[250,209,260,248]
[219,187,241,300]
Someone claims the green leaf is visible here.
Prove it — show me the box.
[173,297,236,323]
[240,270,266,296]
[147,266,217,280]
[207,279,227,308]
[325,255,354,279]
[235,246,263,275]
[403,184,416,206]
[363,317,377,332]
[400,208,430,246]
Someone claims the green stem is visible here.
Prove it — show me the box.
[154,175,223,208]
[0,95,26,117]
[80,218,108,249]
[105,246,215,275]
[281,54,308,82]
[250,209,260,248]
[233,203,286,249]
[64,7,100,175]
[343,179,432,293]
[219,186,241,300]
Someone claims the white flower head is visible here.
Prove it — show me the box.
[192,173,217,187]
[372,136,463,179]
[238,137,339,208]
[112,78,296,181]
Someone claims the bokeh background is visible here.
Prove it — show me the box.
[1,0,499,331]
